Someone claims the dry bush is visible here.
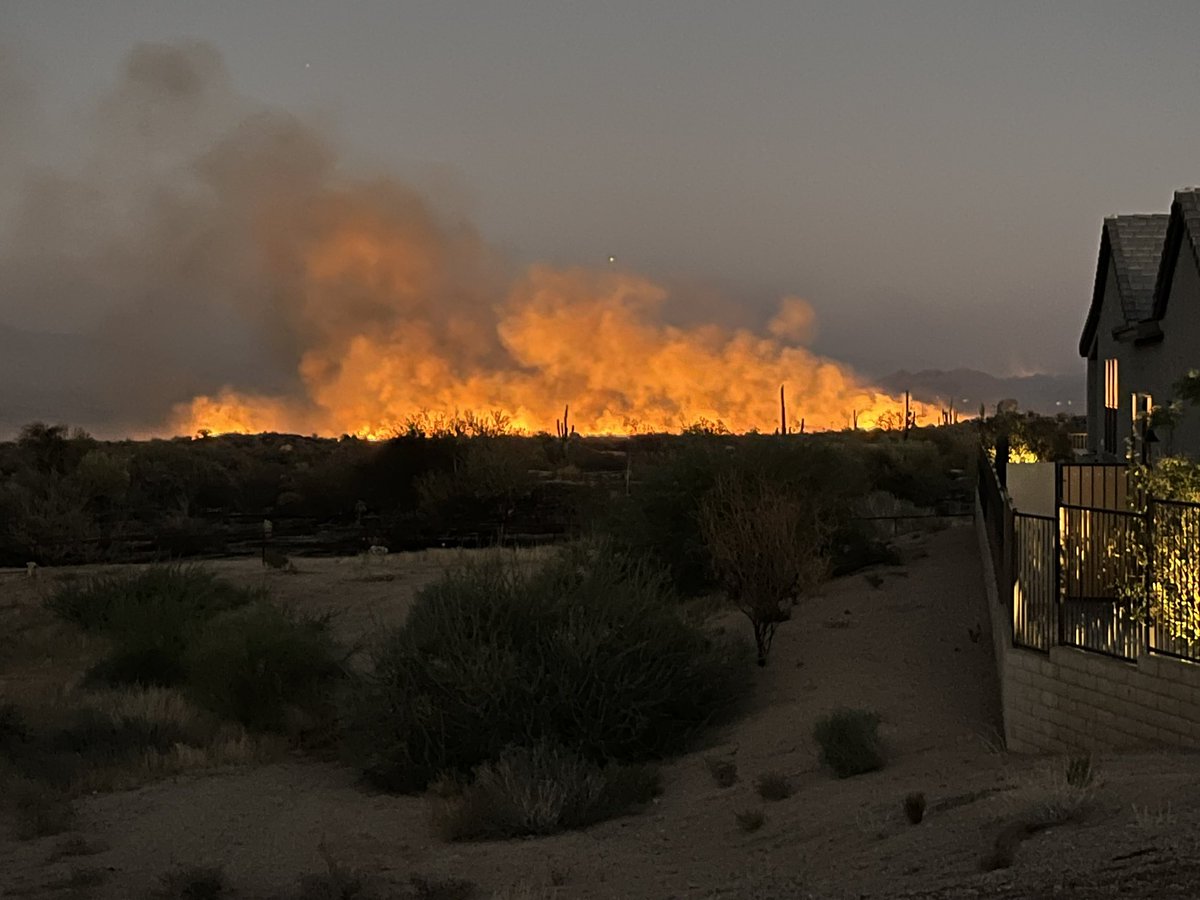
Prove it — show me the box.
[754,771,793,801]
[431,741,659,841]
[812,708,885,778]
[705,756,738,788]
[152,865,228,900]
[1010,756,1100,827]
[735,808,766,832]
[903,791,926,824]
[2,688,272,797]
[1132,802,1176,829]
[698,474,830,665]
[292,838,366,900]
[1065,753,1095,788]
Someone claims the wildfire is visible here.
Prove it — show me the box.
[177,267,930,437]
[167,124,931,439]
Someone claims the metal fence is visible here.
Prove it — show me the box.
[1012,512,1055,651]
[981,450,1200,663]
[1058,502,1146,660]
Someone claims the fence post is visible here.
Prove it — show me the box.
[1144,498,1154,655]
[1054,460,1064,648]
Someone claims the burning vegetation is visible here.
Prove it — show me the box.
[2,40,935,440]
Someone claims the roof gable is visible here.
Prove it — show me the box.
[1078,214,1167,356]
[1150,189,1200,320]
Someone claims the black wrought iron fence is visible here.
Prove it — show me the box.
[1012,512,1055,652]
[979,449,1200,663]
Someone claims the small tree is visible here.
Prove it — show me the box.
[698,475,830,666]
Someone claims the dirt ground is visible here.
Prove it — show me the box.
[3,525,1200,899]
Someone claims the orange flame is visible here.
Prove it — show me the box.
[173,187,934,438]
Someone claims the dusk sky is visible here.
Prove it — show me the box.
[4,1,1200,435]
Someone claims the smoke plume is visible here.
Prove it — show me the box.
[0,41,923,438]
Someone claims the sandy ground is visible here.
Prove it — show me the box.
[3,525,1200,899]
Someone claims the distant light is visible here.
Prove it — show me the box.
[607,255,616,264]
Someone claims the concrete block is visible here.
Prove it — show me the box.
[1155,695,1183,717]
[1163,677,1200,705]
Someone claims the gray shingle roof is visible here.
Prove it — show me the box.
[1079,213,1168,356]
[1149,189,1200,320]
[1106,214,1168,322]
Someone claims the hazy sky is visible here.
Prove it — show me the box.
[5,1,1200,385]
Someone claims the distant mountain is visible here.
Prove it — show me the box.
[877,368,1084,417]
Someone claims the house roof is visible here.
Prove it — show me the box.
[1149,189,1200,321]
[1078,214,1168,356]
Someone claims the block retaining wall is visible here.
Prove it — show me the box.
[975,499,1200,753]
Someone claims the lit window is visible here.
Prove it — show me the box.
[1104,359,1119,409]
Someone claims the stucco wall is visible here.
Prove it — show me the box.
[976,497,1200,753]
[1092,260,1147,458]
[1005,462,1056,517]
[1135,240,1200,458]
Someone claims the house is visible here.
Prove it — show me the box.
[1079,190,1200,459]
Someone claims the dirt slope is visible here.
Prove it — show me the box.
[2,525,1198,899]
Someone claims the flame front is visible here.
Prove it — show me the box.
[173,177,928,438]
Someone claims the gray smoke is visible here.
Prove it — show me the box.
[0,40,507,438]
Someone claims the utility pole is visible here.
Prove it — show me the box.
[780,384,787,436]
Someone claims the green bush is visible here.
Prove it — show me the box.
[430,740,661,840]
[47,564,262,689]
[812,708,885,778]
[184,603,345,733]
[348,545,749,792]
[47,563,259,637]
[85,644,188,688]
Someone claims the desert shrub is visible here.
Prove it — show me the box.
[754,771,793,801]
[597,442,727,595]
[47,563,259,637]
[904,791,926,824]
[430,741,660,840]
[184,602,345,733]
[0,697,219,790]
[699,474,830,665]
[735,808,765,832]
[829,521,902,577]
[86,644,189,688]
[47,565,262,689]
[1013,758,1099,827]
[1065,753,1095,788]
[864,440,955,508]
[812,708,885,778]
[348,545,749,792]
[705,756,738,788]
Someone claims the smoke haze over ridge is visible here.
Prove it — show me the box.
[0,41,930,439]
